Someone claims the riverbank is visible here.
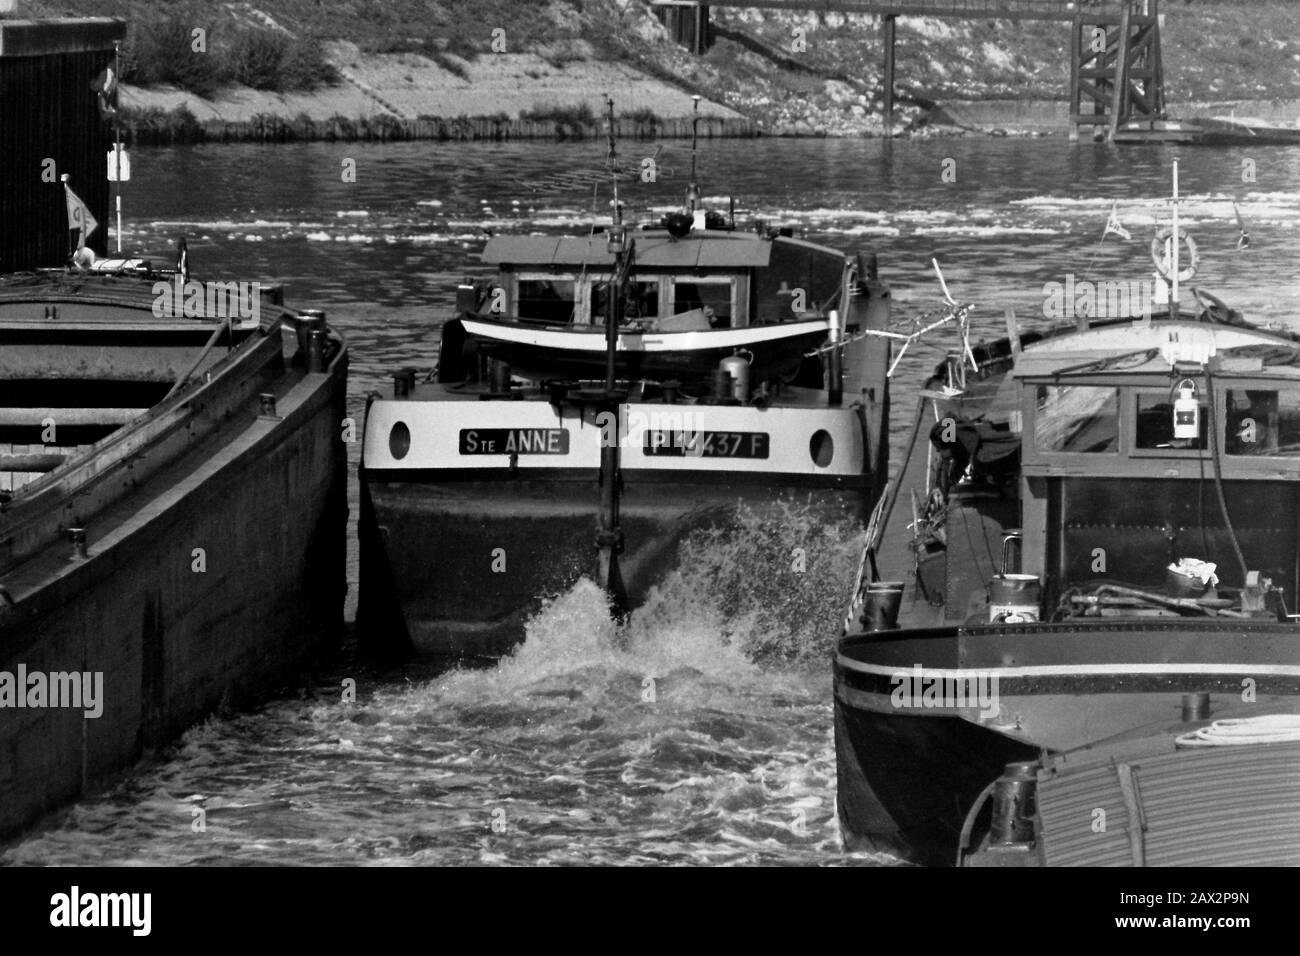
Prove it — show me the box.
[118,45,754,143]
[119,89,1300,145]
[27,0,1300,143]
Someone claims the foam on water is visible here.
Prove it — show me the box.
[1,502,888,867]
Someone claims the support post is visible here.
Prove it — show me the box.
[882,14,896,136]
[1108,3,1132,140]
[1149,0,1165,117]
[1068,17,1081,142]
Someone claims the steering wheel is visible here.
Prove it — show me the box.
[1191,287,1235,324]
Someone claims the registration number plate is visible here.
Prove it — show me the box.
[643,430,769,459]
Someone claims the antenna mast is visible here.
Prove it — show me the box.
[596,96,628,617]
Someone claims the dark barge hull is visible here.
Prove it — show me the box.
[360,469,868,660]
[0,279,347,838]
[833,620,1300,865]
[834,701,1037,866]
[1113,118,1300,146]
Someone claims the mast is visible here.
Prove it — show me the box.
[595,96,628,616]
[112,39,122,255]
[1169,158,1180,319]
[687,95,701,213]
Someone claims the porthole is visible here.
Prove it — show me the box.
[389,421,411,460]
[810,430,834,467]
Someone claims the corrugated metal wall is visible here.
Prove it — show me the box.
[1037,740,1300,866]
[1,40,117,272]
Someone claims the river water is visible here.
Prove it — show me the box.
[4,137,1300,866]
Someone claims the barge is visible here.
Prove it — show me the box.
[0,263,347,836]
[835,171,1300,865]
[355,78,995,660]
[358,216,901,659]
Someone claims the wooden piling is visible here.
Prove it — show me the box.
[1068,16,1081,141]
[1107,3,1131,140]
[1069,1,1164,141]
[882,14,896,136]
[652,0,712,54]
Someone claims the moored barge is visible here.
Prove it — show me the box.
[0,264,347,837]
[835,173,1300,865]
[836,299,1300,864]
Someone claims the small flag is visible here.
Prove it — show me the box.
[1103,201,1131,241]
[63,181,98,247]
[1233,201,1251,250]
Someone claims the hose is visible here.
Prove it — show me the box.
[1176,715,1300,747]
[1204,369,1250,584]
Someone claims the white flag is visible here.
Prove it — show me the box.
[1233,201,1251,250]
[64,183,99,245]
[1102,201,1131,241]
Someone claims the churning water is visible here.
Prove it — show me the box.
[6,137,1300,865]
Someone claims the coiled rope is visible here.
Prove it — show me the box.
[1175,715,1300,747]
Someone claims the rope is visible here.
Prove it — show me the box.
[163,315,231,401]
[1204,369,1249,584]
[803,303,974,359]
[1176,715,1300,747]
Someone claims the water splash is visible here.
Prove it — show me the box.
[1,499,886,866]
[653,499,864,668]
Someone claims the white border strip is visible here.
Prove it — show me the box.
[461,317,831,353]
[835,657,1300,679]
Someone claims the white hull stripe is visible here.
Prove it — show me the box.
[460,318,831,352]
[834,657,1300,679]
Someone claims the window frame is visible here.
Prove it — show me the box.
[668,276,738,328]
[1031,382,1122,456]
[1022,374,1300,478]
[511,271,582,324]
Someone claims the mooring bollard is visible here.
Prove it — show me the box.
[308,329,326,372]
[296,309,326,358]
[989,761,1038,846]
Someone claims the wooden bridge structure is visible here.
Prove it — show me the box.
[651,0,1166,139]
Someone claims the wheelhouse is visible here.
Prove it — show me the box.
[1014,322,1300,607]
[478,230,849,329]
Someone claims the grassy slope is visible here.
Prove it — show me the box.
[23,0,1300,129]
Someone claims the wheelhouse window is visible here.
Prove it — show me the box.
[589,280,661,323]
[1134,391,1208,451]
[1225,387,1300,456]
[672,278,734,328]
[516,278,576,324]
[1035,385,1119,453]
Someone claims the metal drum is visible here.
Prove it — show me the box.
[719,354,750,402]
[989,573,1040,622]
[860,581,904,631]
